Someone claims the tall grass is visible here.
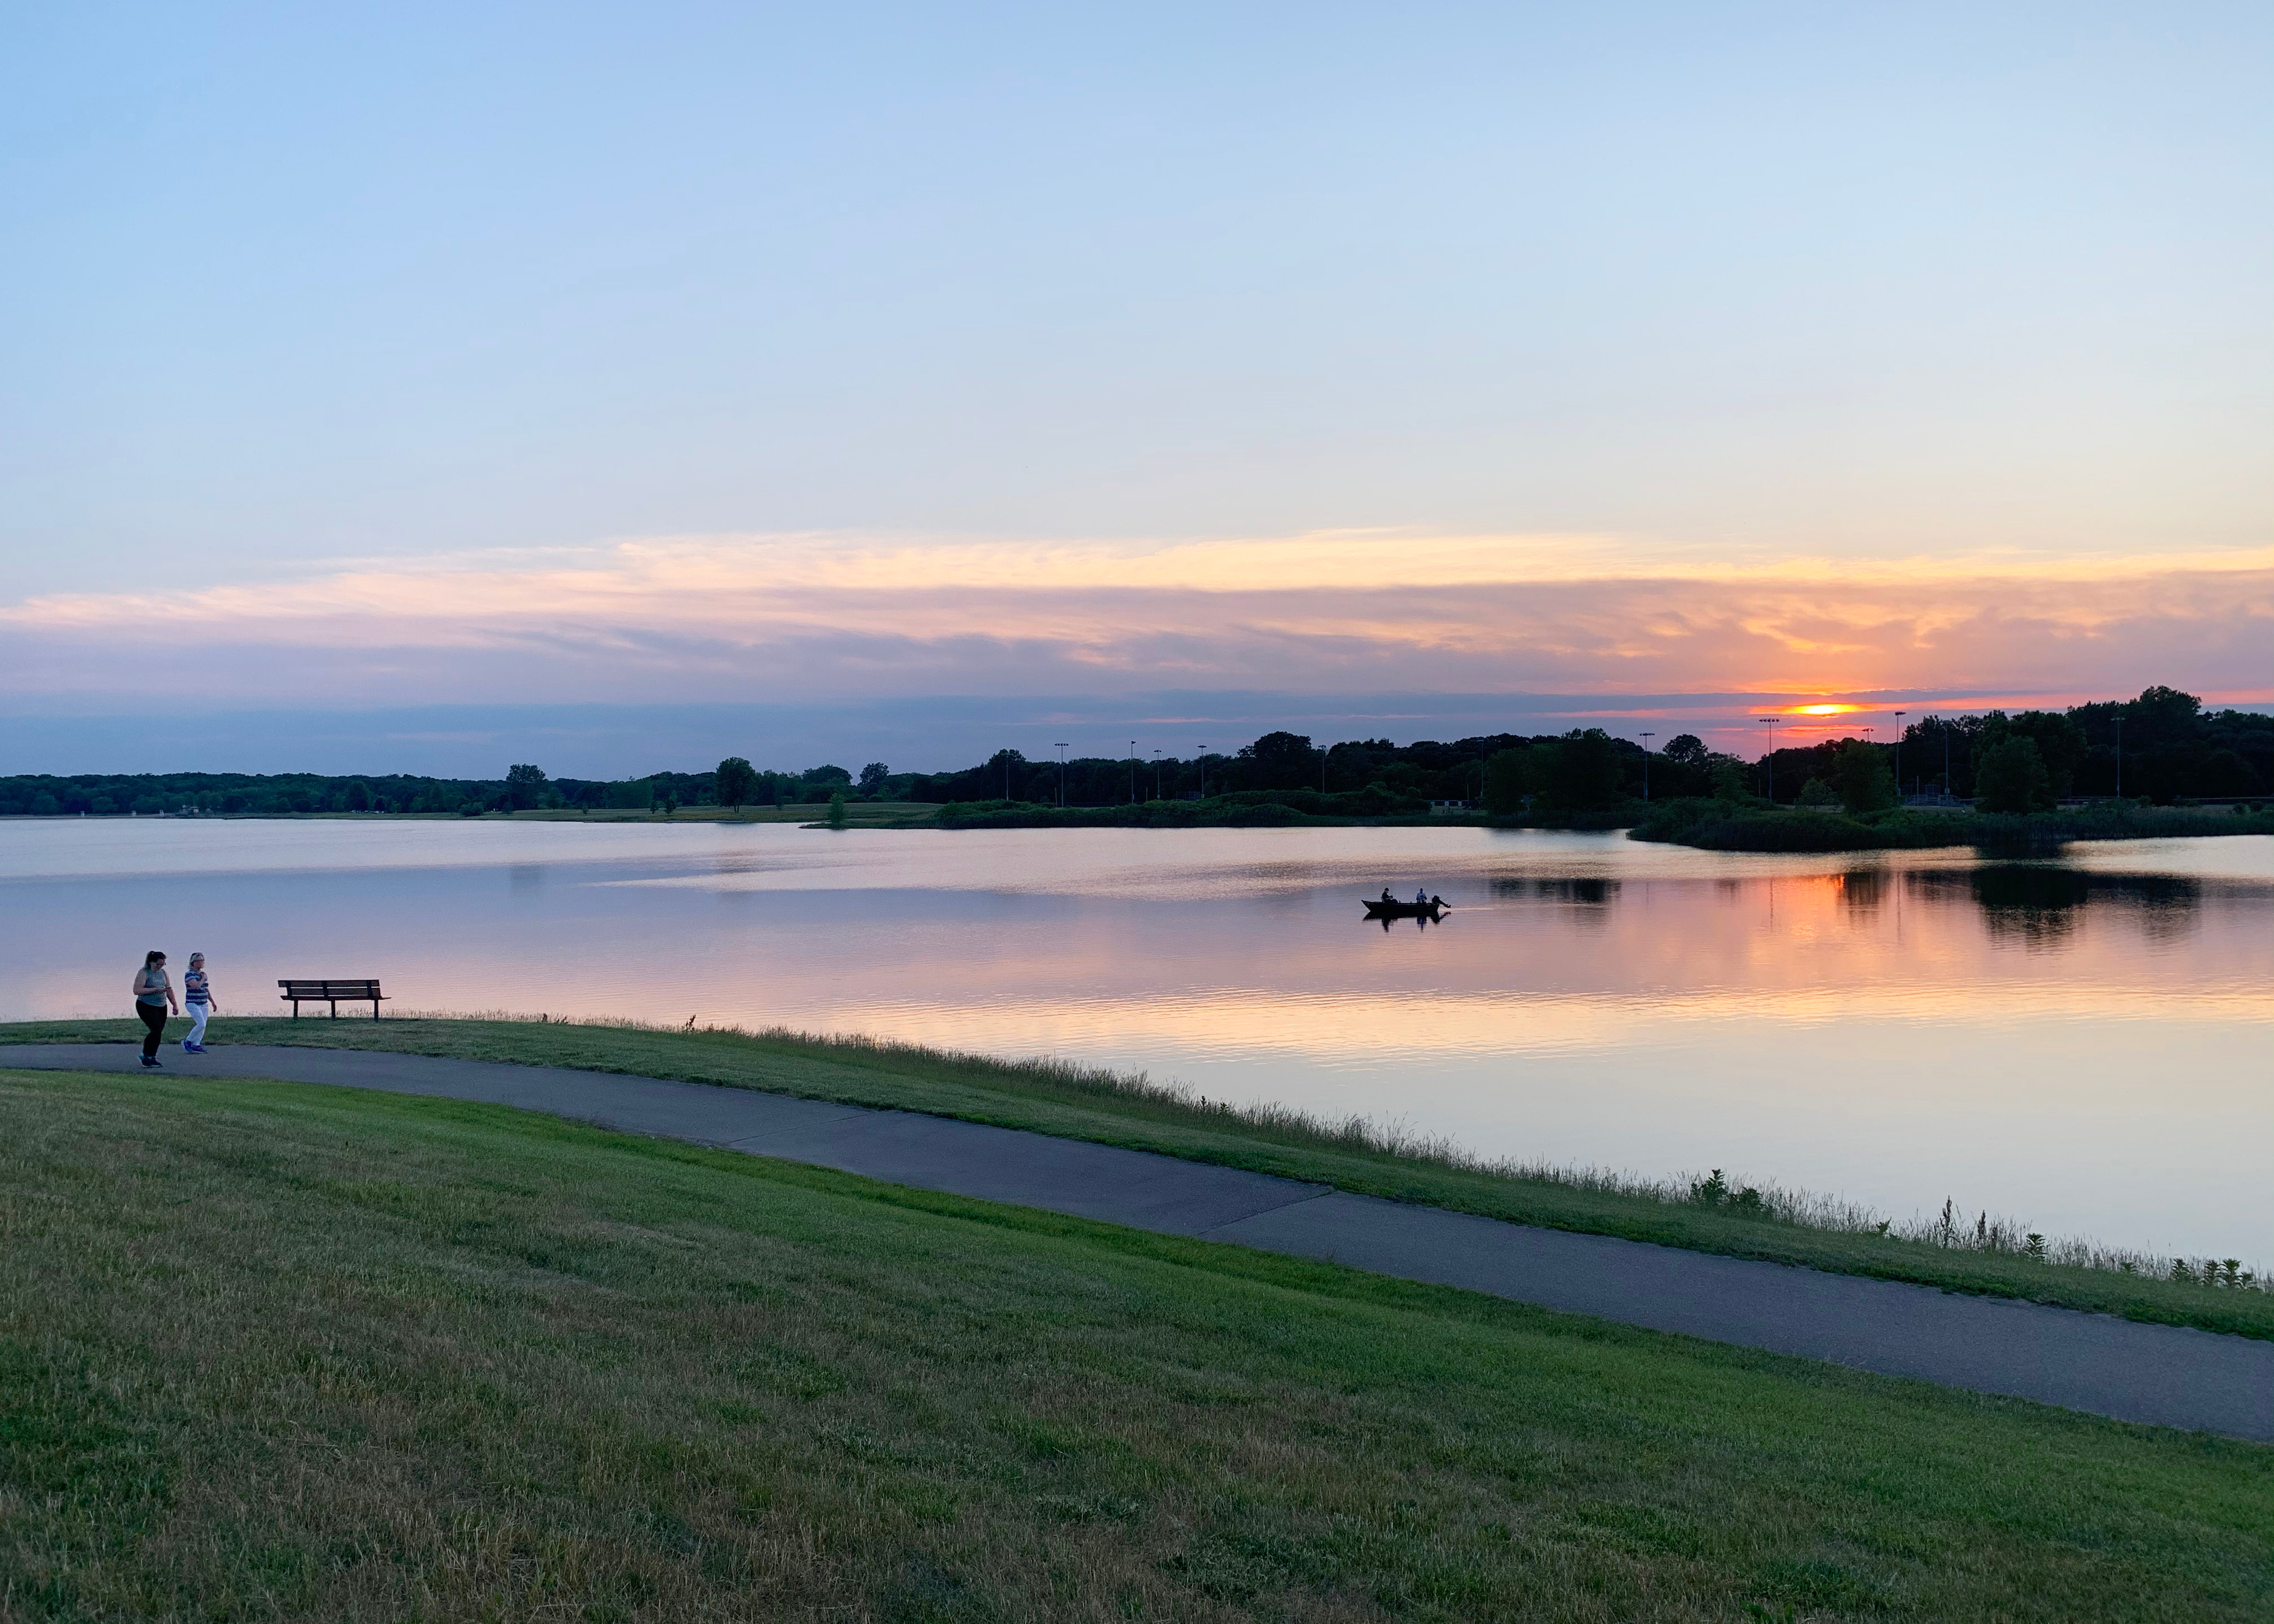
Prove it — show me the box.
[413,1009,2272,1296]
[1633,797,2274,854]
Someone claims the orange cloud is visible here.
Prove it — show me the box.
[4,532,2268,712]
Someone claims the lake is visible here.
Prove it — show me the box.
[3,818,2267,1260]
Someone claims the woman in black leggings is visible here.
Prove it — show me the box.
[132,950,178,1067]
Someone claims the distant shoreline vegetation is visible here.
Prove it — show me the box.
[2,686,2267,853]
[1629,798,2274,852]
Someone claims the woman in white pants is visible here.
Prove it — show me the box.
[182,953,218,1052]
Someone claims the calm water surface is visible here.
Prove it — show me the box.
[5,819,2267,1257]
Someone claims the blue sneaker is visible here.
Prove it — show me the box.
[186,1044,207,1054]
[141,1056,161,1068]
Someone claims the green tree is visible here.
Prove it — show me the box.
[857,762,892,796]
[1981,712,2086,798]
[505,764,548,811]
[1545,730,1622,810]
[715,757,759,810]
[1975,736,2055,814]
[1711,758,1751,801]
[1240,731,1316,791]
[1480,747,1543,814]
[344,779,372,813]
[827,789,848,829]
[2126,685,2203,749]
[1833,740,1896,813]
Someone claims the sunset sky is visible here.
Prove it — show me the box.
[5,4,2267,774]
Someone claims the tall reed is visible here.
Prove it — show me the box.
[419,1010,2269,1294]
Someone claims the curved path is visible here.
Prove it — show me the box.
[7,1042,2269,1441]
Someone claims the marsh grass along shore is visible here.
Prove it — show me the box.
[15,791,2271,857]
[1629,797,2274,853]
[7,1016,2264,1340]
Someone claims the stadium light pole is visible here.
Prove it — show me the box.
[1196,747,1209,799]
[1757,717,1778,801]
[1639,732,1654,801]
[1892,712,1905,798]
[1055,743,1069,807]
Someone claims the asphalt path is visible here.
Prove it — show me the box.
[7,1042,2268,1441]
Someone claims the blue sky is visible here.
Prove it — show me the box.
[3,3,2268,772]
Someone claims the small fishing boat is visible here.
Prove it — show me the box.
[1362,897,1448,919]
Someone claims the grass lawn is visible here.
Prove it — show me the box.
[5,1017,2264,1343]
[1,1067,2266,1622]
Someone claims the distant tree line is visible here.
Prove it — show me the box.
[0,737,1547,818]
[2,687,2263,818]
[1761,687,2271,811]
[0,761,869,818]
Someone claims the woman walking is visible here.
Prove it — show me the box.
[132,950,177,1068]
[181,953,217,1053]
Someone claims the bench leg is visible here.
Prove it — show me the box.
[329,1001,338,1018]
[290,1002,298,1018]
[371,1001,380,1021]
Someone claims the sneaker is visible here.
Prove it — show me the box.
[141,1057,161,1068]
[186,1044,207,1054]
[182,1040,193,1052]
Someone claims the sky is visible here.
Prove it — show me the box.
[4,2,2268,775]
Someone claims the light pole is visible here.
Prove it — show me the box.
[1892,711,1905,798]
[1152,749,1161,800]
[1640,732,1654,802]
[1004,750,1012,802]
[1758,717,1778,802]
[1196,747,1208,799]
[1129,741,1137,805]
[1055,743,1069,808]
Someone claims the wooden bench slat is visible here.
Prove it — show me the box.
[277,979,389,1020]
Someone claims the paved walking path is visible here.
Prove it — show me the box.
[7,1043,2268,1441]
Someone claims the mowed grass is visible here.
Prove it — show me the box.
[7,1016,2265,1341]
[1,1069,2268,1623]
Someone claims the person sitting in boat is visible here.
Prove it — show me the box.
[1414,888,1429,906]
[1381,887,1396,904]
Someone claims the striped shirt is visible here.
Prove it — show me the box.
[184,970,210,1006]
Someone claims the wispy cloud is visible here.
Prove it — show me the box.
[6,533,2269,722]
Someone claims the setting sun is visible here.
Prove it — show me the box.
[1791,704,1862,716]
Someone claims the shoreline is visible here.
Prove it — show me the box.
[9,799,2274,853]
[7,1013,2266,1340]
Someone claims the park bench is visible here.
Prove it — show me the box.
[277,978,390,1020]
